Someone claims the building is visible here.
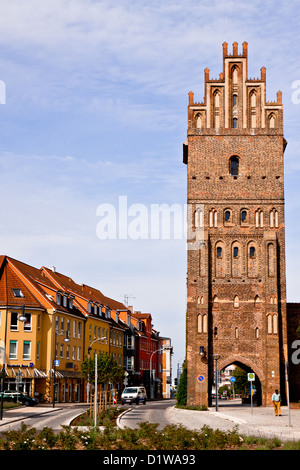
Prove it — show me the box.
[0,255,172,403]
[184,42,290,407]
[0,256,86,402]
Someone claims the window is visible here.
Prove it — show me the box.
[241,210,247,223]
[233,247,239,258]
[233,94,237,106]
[250,247,255,258]
[217,247,222,258]
[225,210,231,222]
[233,118,238,129]
[78,322,82,339]
[12,289,24,298]
[10,312,18,331]
[9,340,17,359]
[230,156,239,176]
[24,313,31,331]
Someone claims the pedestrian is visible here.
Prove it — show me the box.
[272,389,281,416]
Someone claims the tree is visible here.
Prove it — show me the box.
[176,361,187,406]
[81,353,124,387]
[233,366,250,397]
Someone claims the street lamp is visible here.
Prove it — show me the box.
[0,305,27,420]
[52,329,70,408]
[213,354,220,412]
[150,346,173,400]
[88,337,107,427]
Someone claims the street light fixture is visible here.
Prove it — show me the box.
[1,305,27,420]
[88,336,107,427]
[150,346,173,400]
[213,354,220,412]
[52,329,70,408]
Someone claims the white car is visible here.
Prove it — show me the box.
[121,386,147,405]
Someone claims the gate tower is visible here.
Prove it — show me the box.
[184,42,288,406]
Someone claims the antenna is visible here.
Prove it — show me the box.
[123,294,136,307]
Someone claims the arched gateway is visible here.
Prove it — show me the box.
[184,42,288,407]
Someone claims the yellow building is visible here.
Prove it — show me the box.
[0,256,127,403]
[0,256,86,402]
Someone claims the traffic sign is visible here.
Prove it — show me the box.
[197,375,205,382]
[247,372,255,381]
[230,377,236,383]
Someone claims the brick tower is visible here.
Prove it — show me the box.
[184,42,288,407]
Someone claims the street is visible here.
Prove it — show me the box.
[0,403,89,433]
[119,399,176,431]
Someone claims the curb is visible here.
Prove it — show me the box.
[116,407,132,429]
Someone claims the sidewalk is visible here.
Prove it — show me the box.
[167,404,300,442]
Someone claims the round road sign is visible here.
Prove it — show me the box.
[197,375,205,382]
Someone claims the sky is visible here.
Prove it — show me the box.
[0,0,300,376]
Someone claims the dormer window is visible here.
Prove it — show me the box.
[56,292,61,305]
[12,289,24,298]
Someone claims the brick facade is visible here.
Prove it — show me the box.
[184,42,291,407]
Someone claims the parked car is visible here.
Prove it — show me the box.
[121,386,147,405]
[2,391,38,406]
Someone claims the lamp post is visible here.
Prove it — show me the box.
[52,328,70,408]
[88,337,107,427]
[213,354,220,412]
[149,346,173,400]
[0,305,27,420]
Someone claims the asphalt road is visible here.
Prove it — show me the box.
[0,404,89,433]
[119,399,176,431]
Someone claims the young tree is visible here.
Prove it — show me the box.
[176,361,187,406]
[233,366,250,397]
[81,353,124,387]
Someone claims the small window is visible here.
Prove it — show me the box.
[230,156,239,176]
[225,210,231,222]
[241,210,247,222]
[24,313,32,331]
[233,94,237,106]
[217,247,222,258]
[9,340,17,359]
[10,312,18,331]
[233,247,239,258]
[12,289,24,298]
[233,118,238,129]
[250,247,256,258]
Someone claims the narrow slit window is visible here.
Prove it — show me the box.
[217,247,222,258]
[233,247,239,258]
[250,246,255,258]
[230,156,239,176]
